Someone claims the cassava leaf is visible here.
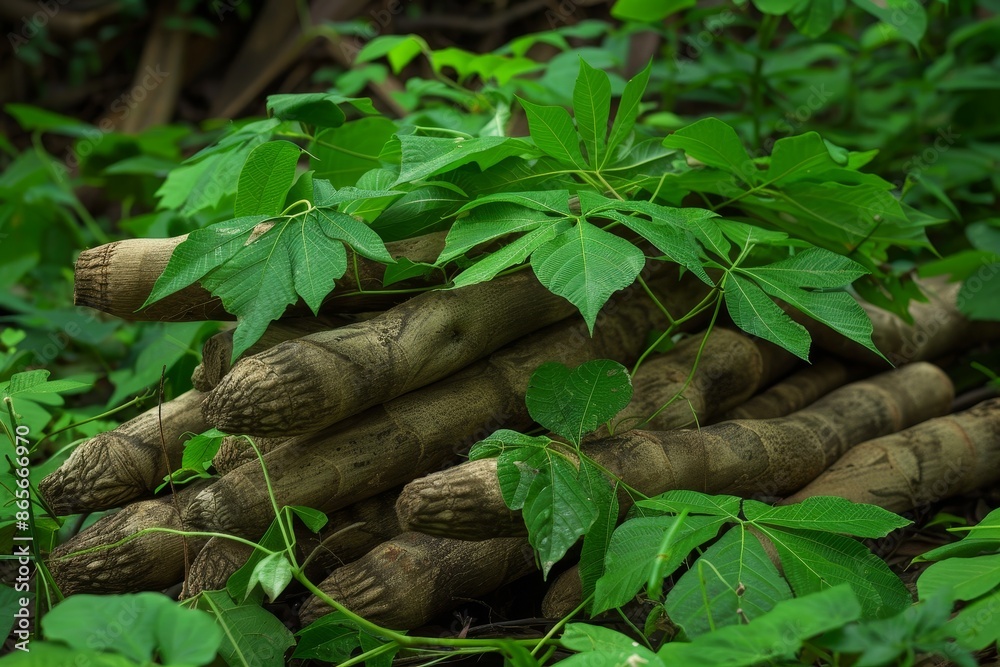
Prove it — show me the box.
[518,97,587,169]
[234,140,302,217]
[744,496,911,538]
[574,59,611,168]
[758,526,912,618]
[665,527,793,637]
[724,274,811,360]
[762,132,841,186]
[662,118,755,186]
[396,135,536,184]
[604,61,652,165]
[531,222,646,332]
[593,515,730,615]
[266,92,347,128]
[525,359,633,445]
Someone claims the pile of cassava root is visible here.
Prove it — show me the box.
[42,230,1000,631]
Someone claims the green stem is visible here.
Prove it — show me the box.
[531,595,592,656]
[638,289,724,429]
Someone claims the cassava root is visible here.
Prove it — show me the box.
[397,363,954,539]
[40,389,208,515]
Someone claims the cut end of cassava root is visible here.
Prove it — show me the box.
[298,533,535,629]
[39,389,208,515]
[48,482,209,595]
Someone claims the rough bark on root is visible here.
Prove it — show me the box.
[211,435,287,475]
[47,481,210,595]
[614,327,797,432]
[715,358,857,421]
[396,363,954,539]
[74,232,447,321]
[183,489,402,597]
[202,270,580,436]
[40,389,208,515]
[298,532,536,630]
[186,273,710,539]
[784,397,1000,513]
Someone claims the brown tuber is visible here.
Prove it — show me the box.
[40,389,208,515]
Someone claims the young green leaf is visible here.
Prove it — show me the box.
[762,132,841,186]
[657,585,862,666]
[518,97,587,169]
[662,118,755,187]
[604,61,652,166]
[248,553,294,603]
[593,515,730,614]
[741,247,868,287]
[265,92,347,128]
[758,526,912,618]
[744,496,911,538]
[852,0,927,48]
[438,201,566,264]
[573,59,611,168]
[525,359,633,445]
[724,274,812,360]
[531,222,646,332]
[396,135,537,185]
[234,140,302,217]
[198,590,295,667]
[665,527,793,637]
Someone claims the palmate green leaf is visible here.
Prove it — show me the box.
[761,132,841,186]
[745,496,911,538]
[574,59,611,168]
[193,207,392,360]
[310,117,396,188]
[518,97,587,169]
[234,140,302,217]
[745,279,883,360]
[468,428,552,461]
[852,0,927,48]
[265,92,347,128]
[603,61,651,166]
[599,210,711,284]
[525,359,633,445]
[657,586,861,667]
[143,215,273,307]
[439,201,565,264]
[532,222,646,332]
[593,515,730,615]
[758,526,912,618]
[396,135,537,184]
[198,590,295,667]
[665,527,793,638]
[662,118,755,187]
[522,452,600,577]
[717,220,790,247]
[724,274,811,360]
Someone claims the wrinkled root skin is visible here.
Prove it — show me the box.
[39,390,208,515]
[786,397,1000,513]
[298,533,535,630]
